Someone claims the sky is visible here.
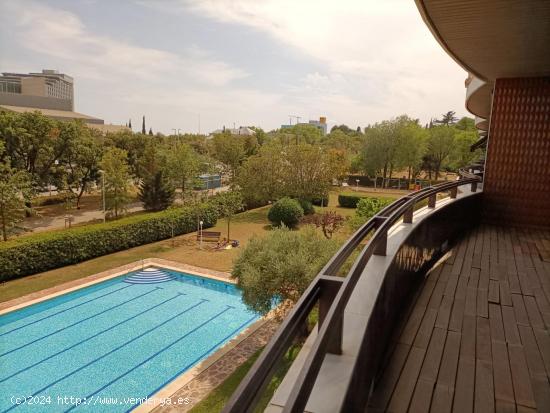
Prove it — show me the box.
[0,0,470,134]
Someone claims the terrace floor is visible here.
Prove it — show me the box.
[368,225,550,413]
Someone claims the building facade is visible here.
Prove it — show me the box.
[0,69,74,111]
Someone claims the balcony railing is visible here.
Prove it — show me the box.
[223,168,483,413]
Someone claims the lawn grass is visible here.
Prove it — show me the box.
[0,206,271,303]
[0,189,409,304]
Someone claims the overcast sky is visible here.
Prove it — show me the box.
[0,0,470,134]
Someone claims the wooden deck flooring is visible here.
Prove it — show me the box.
[368,226,550,413]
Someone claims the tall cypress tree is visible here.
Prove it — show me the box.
[128,119,132,129]
[142,116,146,134]
[148,127,153,136]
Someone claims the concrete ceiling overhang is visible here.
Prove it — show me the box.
[415,0,550,81]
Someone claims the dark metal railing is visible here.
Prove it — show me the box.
[223,169,483,413]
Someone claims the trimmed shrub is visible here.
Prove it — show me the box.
[356,197,394,218]
[33,194,66,206]
[338,193,366,208]
[0,203,218,281]
[348,196,394,230]
[311,196,329,207]
[296,199,315,215]
[268,197,304,228]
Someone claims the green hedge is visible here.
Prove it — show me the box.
[0,203,218,281]
[338,193,368,208]
[311,196,329,207]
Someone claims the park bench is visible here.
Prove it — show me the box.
[196,231,221,243]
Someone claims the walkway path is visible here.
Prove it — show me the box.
[23,202,144,233]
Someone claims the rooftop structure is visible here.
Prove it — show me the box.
[224,1,550,412]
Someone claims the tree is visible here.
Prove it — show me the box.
[426,126,456,178]
[99,147,132,219]
[301,211,345,239]
[232,226,339,318]
[148,127,153,136]
[0,111,73,189]
[448,130,481,170]
[214,190,244,240]
[141,116,146,134]
[397,123,428,181]
[211,133,246,181]
[283,144,341,200]
[0,159,31,241]
[138,170,175,211]
[128,119,132,130]
[237,143,286,206]
[360,116,416,185]
[106,131,149,178]
[62,124,102,208]
[455,116,476,131]
[165,142,202,202]
[434,111,458,126]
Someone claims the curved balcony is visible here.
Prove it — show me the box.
[223,171,484,413]
[466,75,492,120]
[475,116,488,132]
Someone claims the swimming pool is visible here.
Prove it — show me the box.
[0,267,259,412]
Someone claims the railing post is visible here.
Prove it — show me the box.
[450,187,458,199]
[428,193,437,208]
[373,216,388,256]
[319,276,344,355]
[403,207,414,223]
[471,182,478,192]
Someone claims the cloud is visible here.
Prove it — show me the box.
[1,0,470,132]
[180,0,470,125]
[1,1,247,86]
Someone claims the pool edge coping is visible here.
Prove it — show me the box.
[0,259,235,316]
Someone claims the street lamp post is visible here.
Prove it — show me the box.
[99,170,106,223]
[355,179,360,191]
[199,220,204,249]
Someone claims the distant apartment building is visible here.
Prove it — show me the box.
[281,116,328,135]
[0,69,128,133]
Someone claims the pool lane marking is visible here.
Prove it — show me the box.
[65,305,236,413]
[0,288,160,358]
[2,300,209,412]
[126,314,258,413]
[0,284,133,337]
[0,293,187,383]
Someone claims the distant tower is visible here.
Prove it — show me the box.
[142,116,146,134]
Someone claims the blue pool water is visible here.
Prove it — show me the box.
[0,268,259,412]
